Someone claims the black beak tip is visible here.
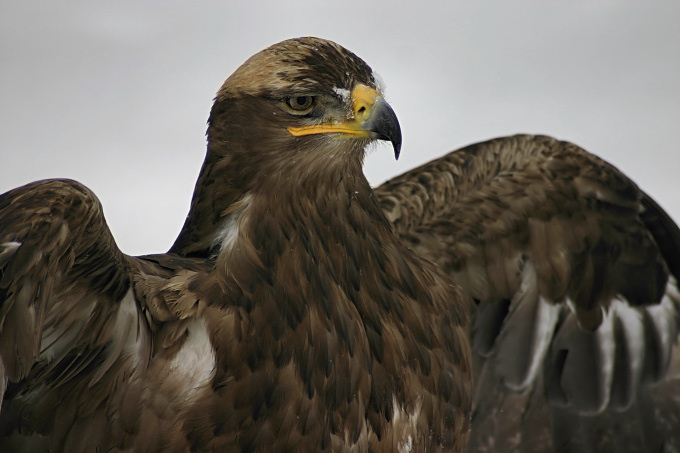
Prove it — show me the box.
[392,136,402,160]
[371,99,402,161]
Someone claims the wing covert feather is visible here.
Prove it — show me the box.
[0,179,154,450]
[0,179,132,382]
[376,134,680,452]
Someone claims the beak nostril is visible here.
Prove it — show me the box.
[356,105,368,121]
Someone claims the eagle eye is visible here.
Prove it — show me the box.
[284,95,315,113]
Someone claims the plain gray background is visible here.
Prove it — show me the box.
[2,2,678,255]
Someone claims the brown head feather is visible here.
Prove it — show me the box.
[171,37,381,257]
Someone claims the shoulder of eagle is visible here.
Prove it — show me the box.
[1,38,678,453]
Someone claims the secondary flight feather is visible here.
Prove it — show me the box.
[1,37,678,452]
[375,135,680,452]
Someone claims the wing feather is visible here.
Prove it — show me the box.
[375,134,680,452]
[0,180,130,381]
[0,179,156,449]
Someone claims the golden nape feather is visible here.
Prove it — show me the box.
[1,39,679,453]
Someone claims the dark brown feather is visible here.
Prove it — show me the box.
[375,134,680,452]
[5,37,678,453]
[1,37,472,452]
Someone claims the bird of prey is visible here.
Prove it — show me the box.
[0,37,678,453]
[0,37,470,452]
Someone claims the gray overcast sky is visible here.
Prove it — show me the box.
[1,1,679,256]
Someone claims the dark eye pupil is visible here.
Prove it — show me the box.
[286,95,313,111]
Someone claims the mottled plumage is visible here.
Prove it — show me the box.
[0,37,470,452]
[1,38,679,453]
[376,135,680,452]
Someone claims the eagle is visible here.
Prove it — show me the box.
[0,37,678,453]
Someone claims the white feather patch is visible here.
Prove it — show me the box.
[211,193,253,253]
[644,277,680,375]
[611,298,645,375]
[167,317,216,400]
[391,394,422,453]
[593,303,616,409]
[332,86,351,103]
[0,241,21,252]
[497,261,561,391]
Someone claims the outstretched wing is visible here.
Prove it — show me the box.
[0,179,150,449]
[375,135,680,452]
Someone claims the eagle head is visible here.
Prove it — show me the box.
[207,38,401,179]
[172,37,401,256]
